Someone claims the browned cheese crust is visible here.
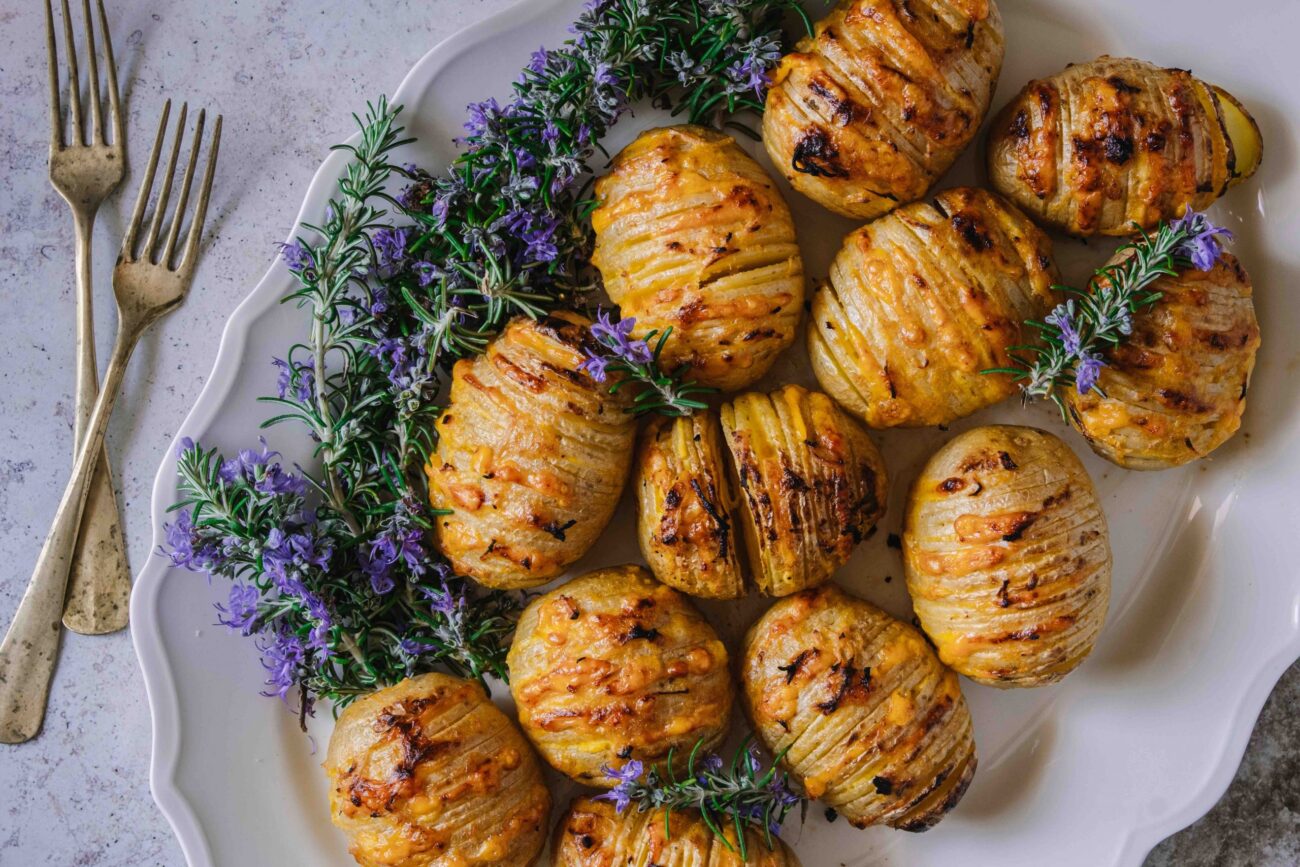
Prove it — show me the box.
[591,125,805,391]
[427,312,636,589]
[987,56,1263,236]
[763,0,1004,220]
[904,425,1112,687]
[809,187,1059,428]
[741,583,976,830]
[507,565,734,786]
[1067,254,1260,469]
[323,673,551,867]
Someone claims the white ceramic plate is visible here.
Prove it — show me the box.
[132,1,1300,864]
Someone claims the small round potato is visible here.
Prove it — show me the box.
[904,425,1112,687]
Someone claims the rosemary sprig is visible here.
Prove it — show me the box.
[580,309,714,416]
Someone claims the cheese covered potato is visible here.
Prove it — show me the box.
[427,312,636,589]
[762,0,1004,220]
[591,125,804,392]
[904,425,1111,687]
[721,385,888,596]
[553,797,803,867]
[636,411,746,599]
[508,565,734,786]
[809,187,1059,428]
[324,673,550,867]
[1067,254,1260,469]
[987,56,1263,236]
[742,584,976,830]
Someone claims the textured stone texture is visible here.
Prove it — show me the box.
[0,1,1294,865]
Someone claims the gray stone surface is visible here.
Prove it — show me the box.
[0,1,1294,865]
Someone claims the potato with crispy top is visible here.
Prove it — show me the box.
[553,797,803,867]
[591,125,804,392]
[427,312,636,589]
[1067,254,1260,469]
[742,583,976,830]
[987,56,1263,236]
[904,425,1111,687]
[324,673,550,867]
[507,565,734,786]
[809,187,1059,428]
[762,0,1004,220]
[721,385,888,597]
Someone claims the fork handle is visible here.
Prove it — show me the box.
[0,317,141,743]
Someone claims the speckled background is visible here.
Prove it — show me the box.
[0,1,1295,864]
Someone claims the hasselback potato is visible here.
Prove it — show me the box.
[553,797,803,867]
[742,583,976,830]
[721,385,888,597]
[987,56,1263,236]
[1066,254,1260,470]
[904,425,1111,687]
[591,125,804,392]
[636,410,746,599]
[763,0,1005,220]
[809,187,1059,428]
[508,565,734,786]
[427,312,636,589]
[324,673,550,867]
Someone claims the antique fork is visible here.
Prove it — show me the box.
[0,100,221,744]
[45,0,133,635]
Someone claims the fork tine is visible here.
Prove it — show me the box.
[142,102,187,262]
[180,115,221,273]
[122,99,170,261]
[59,0,82,147]
[80,0,104,145]
[44,0,62,149]
[96,0,122,146]
[161,109,205,268]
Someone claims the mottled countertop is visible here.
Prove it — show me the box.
[0,1,1295,864]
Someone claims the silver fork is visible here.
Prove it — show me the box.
[45,0,132,635]
[0,100,221,744]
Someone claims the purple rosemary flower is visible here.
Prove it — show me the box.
[257,624,306,702]
[1171,209,1234,271]
[371,227,409,272]
[174,436,195,458]
[1043,302,1082,357]
[278,240,313,274]
[579,353,611,383]
[596,760,644,813]
[399,637,440,657]
[216,583,260,633]
[1075,351,1105,394]
[161,508,225,572]
[272,356,315,402]
[528,46,550,74]
[590,310,654,366]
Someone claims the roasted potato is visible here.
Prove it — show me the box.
[508,565,734,786]
[1066,254,1260,469]
[591,125,805,392]
[553,797,803,867]
[809,187,1059,428]
[636,410,747,599]
[427,312,636,589]
[324,673,550,867]
[763,0,1005,220]
[742,583,976,830]
[987,56,1263,236]
[904,425,1111,687]
[721,385,888,596]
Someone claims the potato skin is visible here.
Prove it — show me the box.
[507,565,734,786]
[809,187,1059,428]
[323,673,550,867]
[987,56,1263,236]
[742,584,976,830]
[762,0,1004,220]
[1067,254,1260,470]
[427,312,636,589]
[904,425,1111,687]
[721,385,888,597]
[592,125,804,392]
[636,411,747,599]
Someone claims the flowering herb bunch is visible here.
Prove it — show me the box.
[992,210,1235,414]
[599,738,804,856]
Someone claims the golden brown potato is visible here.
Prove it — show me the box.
[721,385,888,597]
[635,411,747,599]
[508,565,734,786]
[591,125,805,392]
[742,584,976,830]
[324,673,550,867]
[763,0,1005,220]
[553,797,803,867]
[1066,254,1260,469]
[904,425,1111,687]
[987,56,1263,236]
[809,187,1059,428]
[427,312,636,589]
